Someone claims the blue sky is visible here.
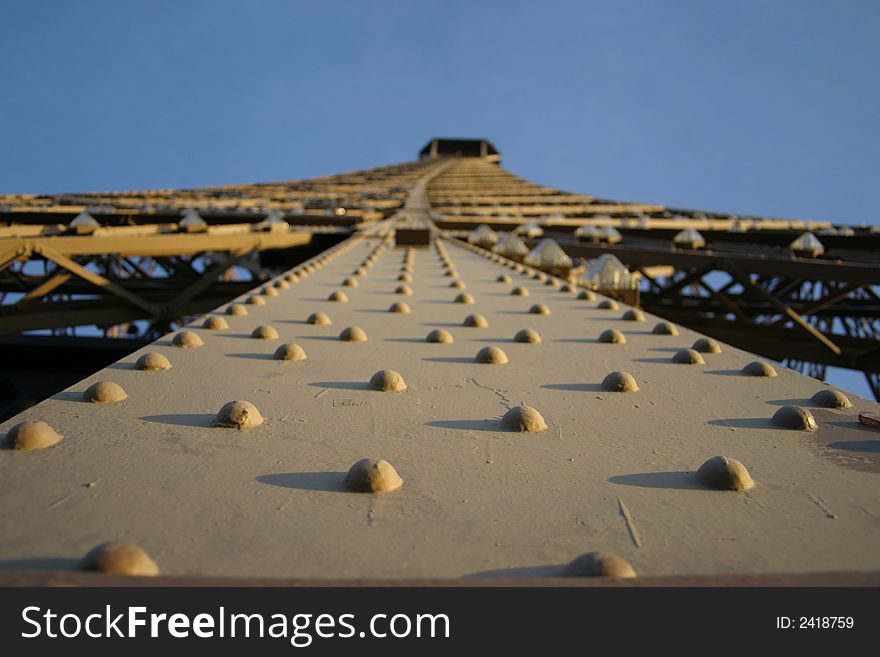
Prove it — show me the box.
[1,0,877,394]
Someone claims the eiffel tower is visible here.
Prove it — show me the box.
[0,139,877,584]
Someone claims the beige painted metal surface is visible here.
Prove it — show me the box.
[1,222,878,579]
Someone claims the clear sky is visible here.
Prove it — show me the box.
[1,0,877,394]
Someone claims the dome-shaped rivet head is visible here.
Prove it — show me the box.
[261,286,279,297]
[354,267,367,277]
[742,360,777,377]
[226,304,248,316]
[173,331,204,348]
[562,552,636,578]
[475,345,509,364]
[511,287,529,297]
[251,325,279,340]
[342,277,359,288]
[514,328,542,344]
[339,326,368,342]
[136,352,172,372]
[214,400,263,429]
[345,458,403,493]
[397,273,413,282]
[501,405,548,432]
[6,420,63,451]
[561,283,574,293]
[369,369,407,392]
[577,290,596,301]
[286,273,300,283]
[444,270,457,277]
[529,303,551,315]
[673,348,704,364]
[696,456,755,491]
[462,313,488,327]
[273,343,307,361]
[597,299,619,310]
[450,280,466,289]
[81,542,159,576]
[622,309,645,321]
[810,389,852,408]
[426,329,454,343]
[692,337,721,353]
[395,285,413,296]
[307,311,332,325]
[247,295,266,306]
[275,279,290,290]
[497,274,512,283]
[202,316,229,330]
[652,321,678,336]
[454,292,475,304]
[545,278,561,288]
[772,405,818,430]
[534,272,548,282]
[83,381,128,403]
[598,329,626,344]
[328,291,348,302]
[389,302,412,314]
[601,370,639,392]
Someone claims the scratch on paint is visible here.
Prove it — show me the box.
[805,491,837,519]
[618,497,643,547]
[314,388,329,399]
[467,377,512,409]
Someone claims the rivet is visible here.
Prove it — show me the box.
[545,278,561,288]
[497,274,512,283]
[274,343,307,361]
[444,270,457,277]
[562,552,636,578]
[810,389,852,409]
[455,293,475,304]
[475,345,509,364]
[261,286,279,297]
[426,329,454,343]
[214,400,264,429]
[307,311,332,325]
[771,405,817,430]
[742,360,777,377]
[136,352,172,371]
[354,267,367,277]
[692,337,721,353]
[511,287,529,296]
[342,277,359,287]
[450,280,466,289]
[577,290,596,301]
[602,371,639,392]
[501,405,548,432]
[534,272,548,282]
[514,328,542,344]
[369,369,407,392]
[599,329,626,344]
[172,331,204,348]
[286,273,300,283]
[529,303,551,315]
[673,348,704,364]
[81,542,159,576]
[462,313,489,328]
[251,325,280,340]
[397,273,413,282]
[83,381,128,403]
[202,316,229,330]
[345,458,403,493]
[389,302,412,314]
[621,309,645,321]
[652,321,678,335]
[339,326,368,342]
[328,291,349,302]
[597,299,619,310]
[247,295,266,306]
[696,456,755,491]
[275,279,290,290]
[226,304,248,316]
[6,420,63,451]
[395,285,413,296]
